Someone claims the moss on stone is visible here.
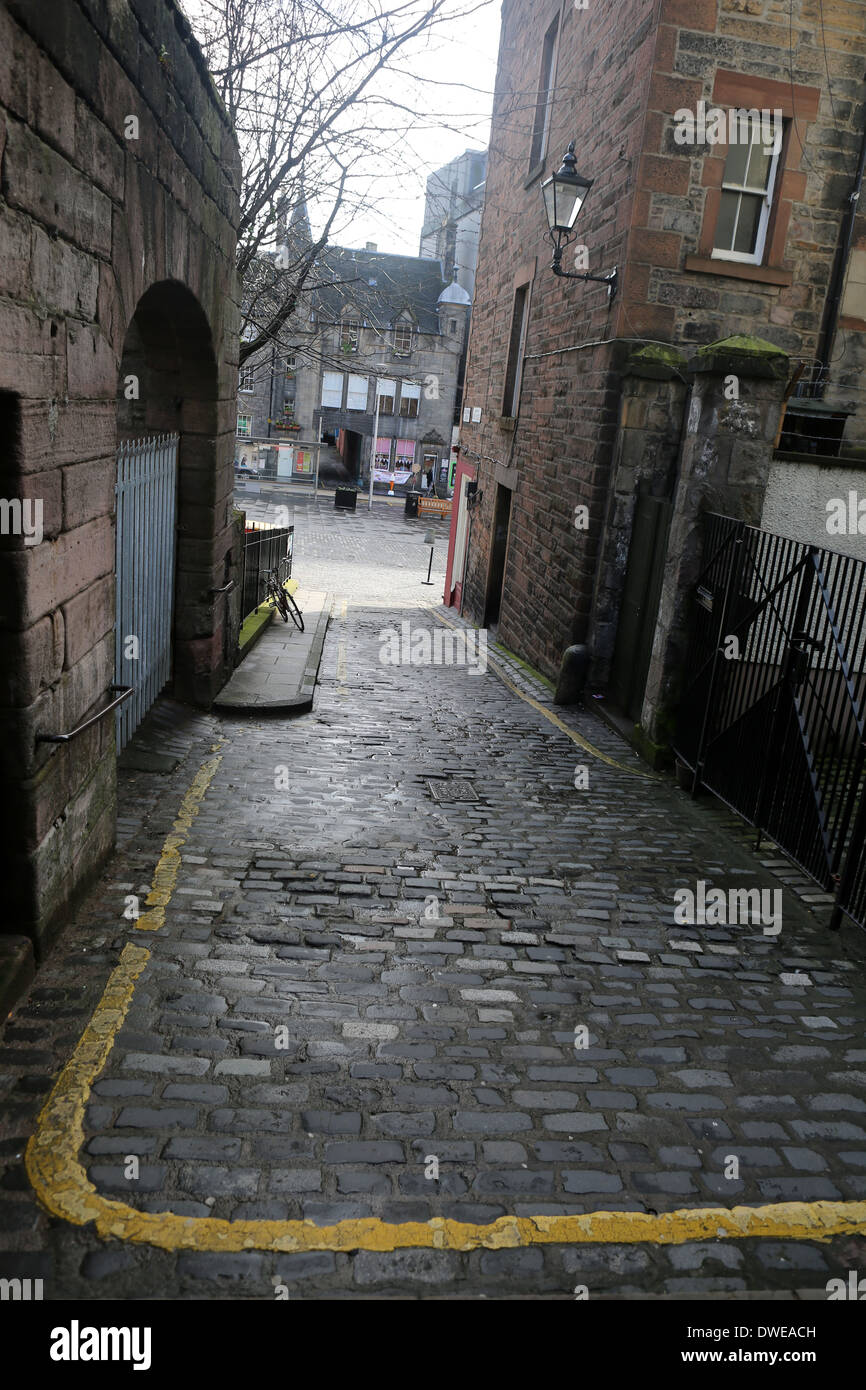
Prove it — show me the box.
[631,343,687,366]
[626,342,687,380]
[696,334,787,359]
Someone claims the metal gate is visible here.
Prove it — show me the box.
[114,434,178,750]
[673,512,866,931]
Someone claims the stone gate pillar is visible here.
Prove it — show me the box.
[642,336,790,747]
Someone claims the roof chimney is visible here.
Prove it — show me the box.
[365,241,377,252]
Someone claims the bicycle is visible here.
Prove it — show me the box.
[263,557,304,631]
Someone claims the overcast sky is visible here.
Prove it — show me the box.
[351,0,502,255]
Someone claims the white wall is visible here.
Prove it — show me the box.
[761,459,866,562]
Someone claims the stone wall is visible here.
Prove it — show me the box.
[0,0,240,956]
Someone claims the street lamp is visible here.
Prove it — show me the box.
[541,142,618,301]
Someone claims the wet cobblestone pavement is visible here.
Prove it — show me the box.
[2,499,865,1299]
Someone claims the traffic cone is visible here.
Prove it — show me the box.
[388,479,394,497]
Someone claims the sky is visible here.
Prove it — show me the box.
[351,0,502,255]
[184,0,503,260]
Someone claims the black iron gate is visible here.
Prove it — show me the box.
[673,512,866,931]
[241,523,294,620]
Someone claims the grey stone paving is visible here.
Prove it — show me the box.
[1,497,865,1300]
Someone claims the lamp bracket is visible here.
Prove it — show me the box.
[550,238,618,300]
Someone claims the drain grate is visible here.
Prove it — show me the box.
[427,779,478,802]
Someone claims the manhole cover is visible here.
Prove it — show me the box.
[427,779,478,801]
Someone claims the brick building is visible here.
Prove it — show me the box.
[454,0,866,750]
[0,0,240,966]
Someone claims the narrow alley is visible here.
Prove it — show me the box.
[2,499,865,1301]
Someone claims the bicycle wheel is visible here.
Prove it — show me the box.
[271,584,290,622]
[284,590,304,632]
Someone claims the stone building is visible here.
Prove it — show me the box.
[419,148,488,298]
[0,0,240,973]
[454,0,866,751]
[235,244,469,491]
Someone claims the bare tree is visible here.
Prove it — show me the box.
[188,0,488,365]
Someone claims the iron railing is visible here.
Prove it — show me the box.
[115,434,178,751]
[674,513,866,932]
[241,523,293,620]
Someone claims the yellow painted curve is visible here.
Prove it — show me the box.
[24,942,866,1251]
[432,610,656,778]
[23,685,866,1254]
[134,749,224,930]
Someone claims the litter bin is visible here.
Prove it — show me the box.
[404,490,421,518]
[334,486,358,512]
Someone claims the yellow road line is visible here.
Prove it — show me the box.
[134,750,223,931]
[432,610,655,778]
[24,730,865,1253]
[25,945,866,1251]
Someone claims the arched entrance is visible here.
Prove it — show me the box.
[115,281,220,746]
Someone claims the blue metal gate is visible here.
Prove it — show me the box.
[114,434,178,750]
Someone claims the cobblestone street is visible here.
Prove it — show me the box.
[2,498,866,1301]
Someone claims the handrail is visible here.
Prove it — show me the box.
[36,685,134,744]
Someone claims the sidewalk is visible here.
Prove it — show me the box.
[214,588,331,712]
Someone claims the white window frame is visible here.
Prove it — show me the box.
[711,116,783,266]
[376,377,396,415]
[321,371,343,409]
[236,415,252,437]
[394,323,413,355]
[238,365,255,393]
[347,373,369,411]
[341,319,361,352]
[399,380,421,419]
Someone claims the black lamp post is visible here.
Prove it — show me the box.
[542,142,618,301]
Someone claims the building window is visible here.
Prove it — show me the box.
[238,365,255,393]
[712,115,783,265]
[396,439,416,469]
[347,374,369,411]
[374,436,392,469]
[376,378,396,415]
[394,324,412,355]
[502,284,529,418]
[236,415,252,437]
[341,320,360,352]
[284,354,295,372]
[529,17,558,172]
[450,319,458,334]
[321,371,343,409]
[399,381,420,419]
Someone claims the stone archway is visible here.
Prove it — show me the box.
[115,281,233,721]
